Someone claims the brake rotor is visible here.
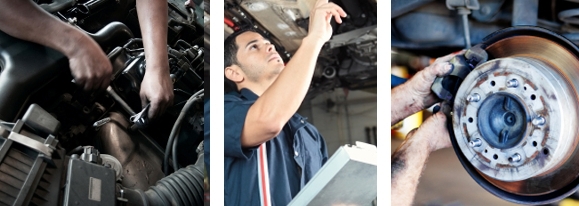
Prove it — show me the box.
[450,26,579,204]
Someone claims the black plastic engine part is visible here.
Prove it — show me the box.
[0,105,66,206]
[64,152,116,206]
[122,164,205,206]
[0,21,133,123]
[0,31,68,122]
[431,44,488,101]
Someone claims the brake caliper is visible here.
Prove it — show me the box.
[431,45,489,101]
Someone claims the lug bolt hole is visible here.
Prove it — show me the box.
[468,117,473,123]
[543,148,549,155]
[484,149,488,153]
[531,94,536,100]
[524,86,527,90]
[490,81,496,86]
[532,141,537,147]
[493,154,498,160]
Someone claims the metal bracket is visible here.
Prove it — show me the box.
[8,132,53,158]
[327,25,377,49]
[446,0,480,11]
[446,0,481,48]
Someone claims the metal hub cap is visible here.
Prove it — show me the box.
[445,27,579,204]
[453,56,577,183]
[477,92,527,149]
[451,32,579,204]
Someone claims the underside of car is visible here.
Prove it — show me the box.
[224,0,377,97]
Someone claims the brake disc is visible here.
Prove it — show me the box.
[449,26,579,204]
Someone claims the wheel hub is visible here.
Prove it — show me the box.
[449,26,579,204]
[477,92,526,149]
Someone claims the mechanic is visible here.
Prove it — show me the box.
[222,0,346,205]
[390,52,459,205]
[0,0,173,119]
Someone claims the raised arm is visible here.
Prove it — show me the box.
[136,0,174,119]
[241,0,347,147]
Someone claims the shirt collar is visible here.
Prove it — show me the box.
[240,88,259,101]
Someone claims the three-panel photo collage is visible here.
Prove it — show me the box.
[3,0,579,205]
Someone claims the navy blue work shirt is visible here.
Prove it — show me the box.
[224,88,328,206]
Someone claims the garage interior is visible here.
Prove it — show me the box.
[392,0,579,205]
[299,89,377,156]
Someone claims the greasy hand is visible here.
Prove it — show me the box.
[140,68,174,119]
[306,0,347,42]
[405,52,462,110]
[407,109,452,152]
[68,37,112,91]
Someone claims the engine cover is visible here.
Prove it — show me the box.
[0,31,68,122]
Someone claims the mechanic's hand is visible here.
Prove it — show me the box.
[405,52,462,110]
[140,68,174,119]
[306,0,347,43]
[406,106,452,152]
[68,36,112,91]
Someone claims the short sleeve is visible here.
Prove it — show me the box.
[224,100,258,159]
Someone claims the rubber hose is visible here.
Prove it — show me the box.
[79,22,134,53]
[124,164,205,206]
[164,89,204,175]
[172,93,204,172]
[79,0,108,14]
[40,0,75,13]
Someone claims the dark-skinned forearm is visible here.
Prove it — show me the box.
[0,0,90,57]
[136,0,169,72]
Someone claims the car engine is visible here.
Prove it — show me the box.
[0,0,206,205]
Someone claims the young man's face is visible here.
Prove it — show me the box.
[234,31,285,83]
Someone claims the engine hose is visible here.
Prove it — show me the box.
[78,0,109,14]
[81,22,134,53]
[39,0,76,13]
[164,89,204,175]
[123,164,205,206]
[67,146,84,156]
[172,92,204,172]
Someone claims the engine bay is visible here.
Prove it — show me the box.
[0,0,206,205]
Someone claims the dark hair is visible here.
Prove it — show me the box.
[224,27,265,92]
[224,27,266,68]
